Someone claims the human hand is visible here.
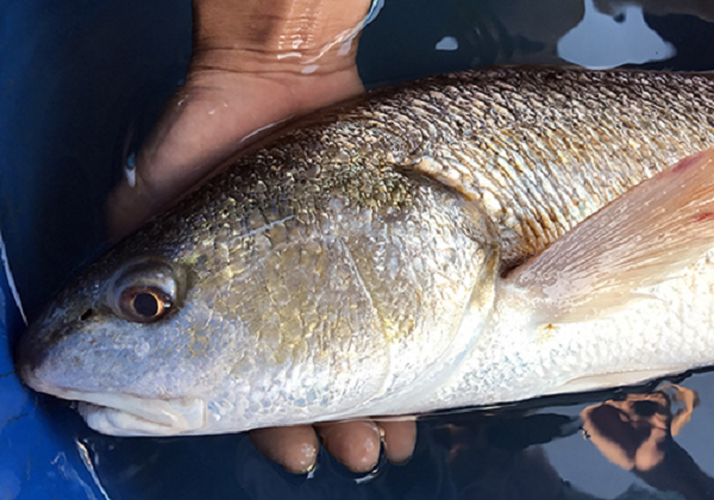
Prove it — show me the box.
[107,0,417,474]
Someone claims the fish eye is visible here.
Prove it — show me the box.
[107,258,183,324]
[118,286,171,323]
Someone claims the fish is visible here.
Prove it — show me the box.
[15,67,714,437]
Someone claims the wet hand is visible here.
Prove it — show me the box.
[107,0,417,474]
[250,419,417,474]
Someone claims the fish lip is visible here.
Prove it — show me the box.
[22,370,206,436]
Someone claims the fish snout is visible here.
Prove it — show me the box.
[15,308,106,396]
[15,319,56,391]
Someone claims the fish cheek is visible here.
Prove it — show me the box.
[149,299,243,395]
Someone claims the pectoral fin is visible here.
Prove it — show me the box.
[503,149,714,322]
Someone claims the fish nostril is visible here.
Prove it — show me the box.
[79,309,93,321]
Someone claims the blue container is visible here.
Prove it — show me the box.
[4,1,714,498]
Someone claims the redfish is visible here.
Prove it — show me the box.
[16,68,714,436]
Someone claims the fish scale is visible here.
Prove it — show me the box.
[435,248,714,409]
[350,69,714,262]
[16,67,714,435]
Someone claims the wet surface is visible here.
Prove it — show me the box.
[3,1,714,498]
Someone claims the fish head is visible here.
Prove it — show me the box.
[16,253,227,436]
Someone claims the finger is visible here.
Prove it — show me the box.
[249,425,319,474]
[315,420,381,473]
[378,419,417,465]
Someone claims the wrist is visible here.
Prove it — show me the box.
[192,0,371,75]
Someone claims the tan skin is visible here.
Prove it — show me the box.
[107,0,416,474]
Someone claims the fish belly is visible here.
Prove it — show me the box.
[415,249,714,412]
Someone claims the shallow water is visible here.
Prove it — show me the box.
[3,1,714,499]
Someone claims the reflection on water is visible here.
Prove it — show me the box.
[4,1,714,499]
[79,377,714,499]
[557,0,675,68]
[580,385,714,499]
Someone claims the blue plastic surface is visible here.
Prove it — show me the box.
[0,268,106,499]
[0,2,190,498]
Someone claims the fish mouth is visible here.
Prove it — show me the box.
[24,372,206,436]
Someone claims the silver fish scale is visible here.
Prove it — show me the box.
[353,68,714,266]
[425,247,714,410]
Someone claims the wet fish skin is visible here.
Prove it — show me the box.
[16,67,714,436]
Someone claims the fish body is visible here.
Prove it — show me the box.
[17,68,714,436]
